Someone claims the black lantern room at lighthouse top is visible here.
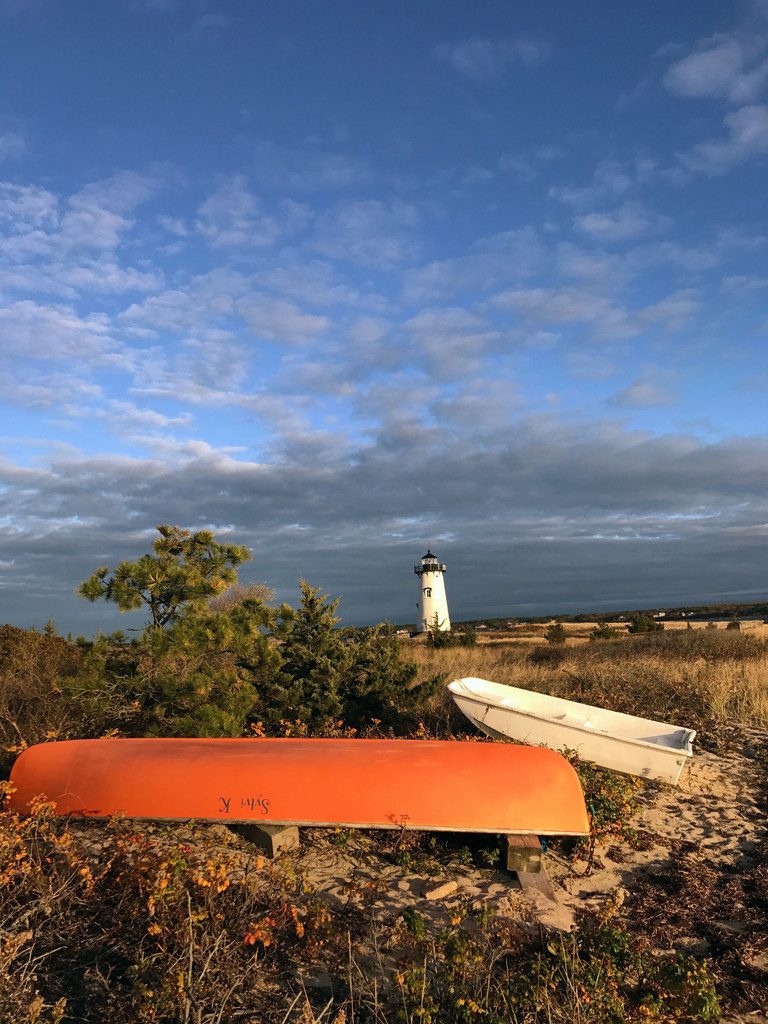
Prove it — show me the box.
[414,550,447,575]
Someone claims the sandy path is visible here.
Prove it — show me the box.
[289,731,765,924]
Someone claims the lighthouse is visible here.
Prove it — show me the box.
[414,550,451,633]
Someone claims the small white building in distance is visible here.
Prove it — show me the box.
[414,550,451,633]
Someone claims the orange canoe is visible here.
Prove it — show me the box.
[7,738,589,836]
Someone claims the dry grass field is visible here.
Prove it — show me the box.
[407,621,768,731]
[444,619,768,644]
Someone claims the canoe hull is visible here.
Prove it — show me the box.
[7,737,590,837]
[449,678,695,785]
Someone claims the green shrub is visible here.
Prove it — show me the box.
[545,621,567,645]
[392,902,721,1024]
[590,622,620,640]
[338,624,441,732]
[426,625,477,649]
[567,755,643,862]
[626,613,664,634]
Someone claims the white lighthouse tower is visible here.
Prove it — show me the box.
[414,550,451,633]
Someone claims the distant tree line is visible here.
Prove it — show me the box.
[397,599,766,632]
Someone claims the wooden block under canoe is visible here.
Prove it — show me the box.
[6,738,590,837]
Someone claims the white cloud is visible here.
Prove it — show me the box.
[118,270,250,333]
[130,365,311,435]
[574,202,671,242]
[130,0,178,12]
[402,307,505,377]
[435,36,551,81]
[187,12,228,35]
[0,370,103,410]
[610,373,675,408]
[130,330,253,400]
[494,286,699,340]
[181,332,251,391]
[253,260,386,310]
[157,215,189,237]
[566,350,619,381]
[627,241,719,274]
[57,260,163,295]
[548,160,634,210]
[0,175,166,304]
[196,176,310,248]
[664,34,768,104]
[250,140,372,192]
[59,172,158,250]
[101,399,193,432]
[403,228,543,303]
[682,104,768,173]
[0,174,157,257]
[0,182,58,233]
[721,274,768,294]
[310,199,419,268]
[127,436,249,463]
[273,316,399,397]
[498,145,562,179]
[0,261,162,299]
[494,286,636,338]
[431,378,523,430]
[555,245,629,288]
[238,294,331,345]
[637,289,700,329]
[0,301,115,362]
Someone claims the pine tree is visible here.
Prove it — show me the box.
[339,624,440,731]
[78,524,251,628]
[132,597,283,737]
[264,581,348,731]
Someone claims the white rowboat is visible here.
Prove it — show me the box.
[448,677,696,785]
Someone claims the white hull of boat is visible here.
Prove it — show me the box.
[448,677,696,785]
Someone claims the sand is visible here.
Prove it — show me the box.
[268,728,767,1017]
[283,730,763,920]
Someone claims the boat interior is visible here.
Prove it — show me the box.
[451,677,696,752]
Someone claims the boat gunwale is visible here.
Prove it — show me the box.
[448,679,696,758]
[45,812,589,836]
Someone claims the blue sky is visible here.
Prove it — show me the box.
[1,0,767,633]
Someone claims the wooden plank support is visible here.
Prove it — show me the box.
[505,833,542,874]
[231,823,300,857]
[517,868,556,901]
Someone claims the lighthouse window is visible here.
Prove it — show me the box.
[424,587,432,597]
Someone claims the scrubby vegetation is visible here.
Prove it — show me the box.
[1,525,766,1022]
[0,794,727,1024]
